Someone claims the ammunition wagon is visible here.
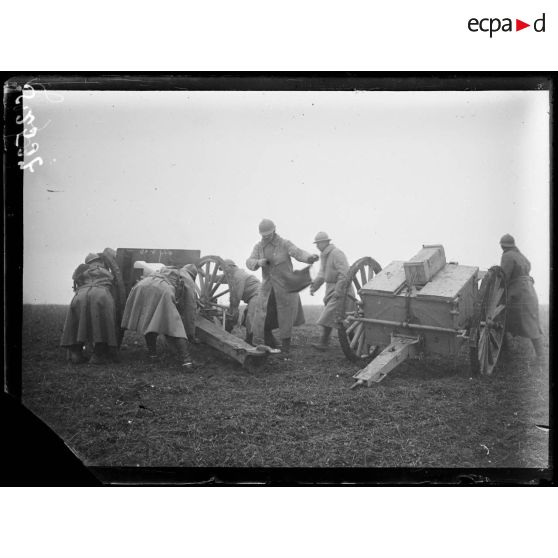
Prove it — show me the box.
[335,245,508,387]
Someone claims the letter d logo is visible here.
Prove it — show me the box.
[534,13,546,32]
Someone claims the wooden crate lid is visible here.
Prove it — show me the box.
[416,263,478,300]
[362,261,407,294]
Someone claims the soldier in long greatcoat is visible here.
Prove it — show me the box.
[121,264,198,368]
[499,234,544,367]
[61,252,119,364]
[246,219,319,354]
[309,232,351,351]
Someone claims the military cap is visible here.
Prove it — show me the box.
[85,252,101,264]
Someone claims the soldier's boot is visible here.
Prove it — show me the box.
[174,337,194,370]
[107,346,120,363]
[531,337,546,369]
[90,343,109,365]
[245,332,254,345]
[264,329,279,349]
[68,344,87,364]
[500,332,513,361]
[145,332,158,360]
[311,326,332,351]
[281,338,292,358]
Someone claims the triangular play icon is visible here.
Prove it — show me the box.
[516,19,530,31]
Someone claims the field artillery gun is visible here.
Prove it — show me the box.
[336,245,508,387]
[113,248,270,370]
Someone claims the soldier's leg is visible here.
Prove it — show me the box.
[68,344,87,364]
[245,299,255,345]
[107,345,120,363]
[500,331,513,361]
[531,337,545,368]
[281,337,291,356]
[264,289,280,348]
[312,326,332,351]
[90,342,109,365]
[168,336,194,369]
[145,332,158,359]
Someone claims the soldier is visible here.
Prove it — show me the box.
[61,252,119,364]
[121,264,198,368]
[222,259,261,345]
[499,234,545,368]
[246,219,319,355]
[309,232,351,351]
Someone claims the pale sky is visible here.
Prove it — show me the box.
[22,89,550,305]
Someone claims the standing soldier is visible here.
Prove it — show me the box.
[246,219,319,355]
[499,234,545,368]
[222,259,261,345]
[309,232,351,351]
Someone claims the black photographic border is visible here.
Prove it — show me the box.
[3,72,555,486]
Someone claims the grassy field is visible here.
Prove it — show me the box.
[21,304,549,470]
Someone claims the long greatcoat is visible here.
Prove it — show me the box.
[311,244,350,328]
[500,247,542,339]
[61,262,118,347]
[121,268,196,339]
[247,233,314,340]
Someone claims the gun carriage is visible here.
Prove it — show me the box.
[336,245,508,387]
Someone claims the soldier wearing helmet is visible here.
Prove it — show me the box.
[499,234,544,369]
[246,219,319,355]
[61,250,119,364]
[309,232,351,351]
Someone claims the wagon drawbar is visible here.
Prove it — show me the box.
[336,245,508,388]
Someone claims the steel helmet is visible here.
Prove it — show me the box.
[85,252,101,264]
[499,234,515,248]
[223,259,237,268]
[258,219,276,235]
[313,231,331,244]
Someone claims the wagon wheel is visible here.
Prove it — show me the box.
[338,256,382,361]
[470,266,508,376]
[100,247,126,347]
[194,255,235,327]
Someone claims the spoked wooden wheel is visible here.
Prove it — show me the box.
[470,266,507,376]
[338,256,382,361]
[194,255,234,325]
